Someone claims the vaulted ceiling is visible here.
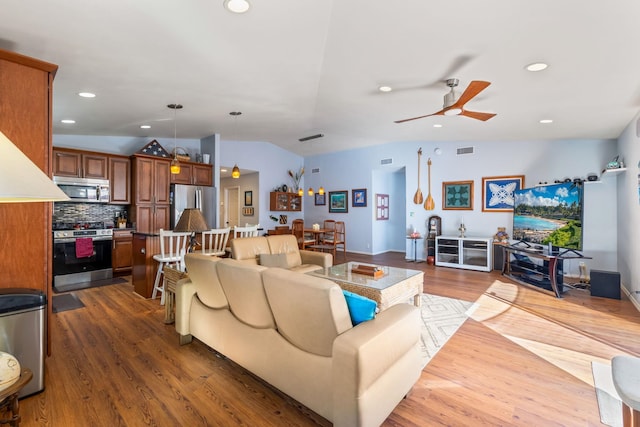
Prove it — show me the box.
[4,1,640,156]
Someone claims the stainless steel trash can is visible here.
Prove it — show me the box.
[0,288,46,398]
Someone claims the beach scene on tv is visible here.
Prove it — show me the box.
[512,182,583,250]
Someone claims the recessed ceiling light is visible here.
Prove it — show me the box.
[221,168,228,172]
[378,86,392,93]
[526,62,548,72]
[539,119,553,124]
[140,125,151,129]
[224,0,250,13]
[78,92,96,98]
[60,119,76,124]
[433,124,443,128]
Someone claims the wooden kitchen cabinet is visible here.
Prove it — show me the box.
[112,229,133,275]
[131,155,171,233]
[0,48,58,355]
[52,147,109,179]
[109,155,131,204]
[170,162,213,186]
[270,192,302,211]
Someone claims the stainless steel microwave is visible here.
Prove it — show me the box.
[53,176,110,203]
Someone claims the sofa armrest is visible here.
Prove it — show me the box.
[300,249,333,268]
[175,277,196,343]
[332,304,421,427]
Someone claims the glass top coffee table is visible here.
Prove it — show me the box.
[308,262,423,311]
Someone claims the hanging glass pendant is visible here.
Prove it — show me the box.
[170,157,181,174]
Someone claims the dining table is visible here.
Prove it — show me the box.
[303,228,329,245]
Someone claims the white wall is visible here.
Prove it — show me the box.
[305,138,618,271]
[616,113,640,305]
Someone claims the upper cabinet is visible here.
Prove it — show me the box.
[53,147,109,179]
[270,192,302,211]
[109,155,131,204]
[170,162,213,186]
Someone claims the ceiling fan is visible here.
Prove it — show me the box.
[394,78,496,123]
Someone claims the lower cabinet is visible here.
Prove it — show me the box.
[112,230,133,275]
[435,236,492,272]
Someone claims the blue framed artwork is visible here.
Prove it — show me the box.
[482,175,525,212]
[329,190,348,213]
[352,188,367,207]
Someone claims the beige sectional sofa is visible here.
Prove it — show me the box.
[175,253,421,427]
[230,234,332,273]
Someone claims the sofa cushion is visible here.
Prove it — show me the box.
[266,234,302,268]
[230,236,271,264]
[216,259,276,329]
[342,290,377,325]
[262,268,352,357]
[259,253,290,268]
[183,253,227,309]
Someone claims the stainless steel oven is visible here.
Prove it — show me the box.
[52,224,113,291]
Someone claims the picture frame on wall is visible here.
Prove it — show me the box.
[376,193,389,220]
[314,193,326,206]
[442,180,474,210]
[352,188,367,207]
[481,175,525,212]
[244,191,252,206]
[328,190,348,213]
[242,207,254,216]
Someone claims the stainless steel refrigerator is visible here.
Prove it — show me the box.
[170,184,216,230]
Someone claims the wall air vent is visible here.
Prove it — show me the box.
[311,168,320,174]
[380,158,393,165]
[456,146,474,155]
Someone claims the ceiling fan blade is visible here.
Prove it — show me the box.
[451,80,491,109]
[394,109,445,123]
[460,110,496,121]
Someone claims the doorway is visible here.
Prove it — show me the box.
[223,187,239,228]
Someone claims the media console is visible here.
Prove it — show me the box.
[502,242,591,298]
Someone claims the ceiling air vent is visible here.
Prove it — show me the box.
[380,158,393,165]
[456,146,474,155]
[311,168,320,174]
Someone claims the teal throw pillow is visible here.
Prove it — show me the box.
[342,290,377,325]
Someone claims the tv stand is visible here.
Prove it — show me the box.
[502,244,591,298]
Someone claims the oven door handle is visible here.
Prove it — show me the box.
[54,237,113,244]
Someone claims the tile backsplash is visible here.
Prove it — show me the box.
[53,203,128,226]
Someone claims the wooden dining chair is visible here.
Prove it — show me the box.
[317,220,346,261]
[291,219,314,249]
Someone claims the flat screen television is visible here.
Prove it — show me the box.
[512,181,583,251]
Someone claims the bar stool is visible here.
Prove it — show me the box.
[611,355,640,427]
[201,227,231,256]
[152,229,190,305]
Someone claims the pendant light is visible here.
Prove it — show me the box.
[230,111,242,178]
[168,103,183,174]
[298,188,303,196]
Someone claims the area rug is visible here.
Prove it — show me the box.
[592,361,622,427]
[53,277,127,293]
[419,293,475,368]
[52,293,85,313]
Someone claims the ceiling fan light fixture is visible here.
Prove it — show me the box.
[224,0,250,13]
[444,107,462,116]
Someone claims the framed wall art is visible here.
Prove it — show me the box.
[328,190,348,213]
[482,175,525,212]
[376,193,389,220]
[244,191,253,206]
[242,207,254,216]
[352,188,367,207]
[442,180,474,210]
[315,193,326,206]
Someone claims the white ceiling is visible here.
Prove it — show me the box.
[4,1,640,156]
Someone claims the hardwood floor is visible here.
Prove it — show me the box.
[20,252,640,426]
